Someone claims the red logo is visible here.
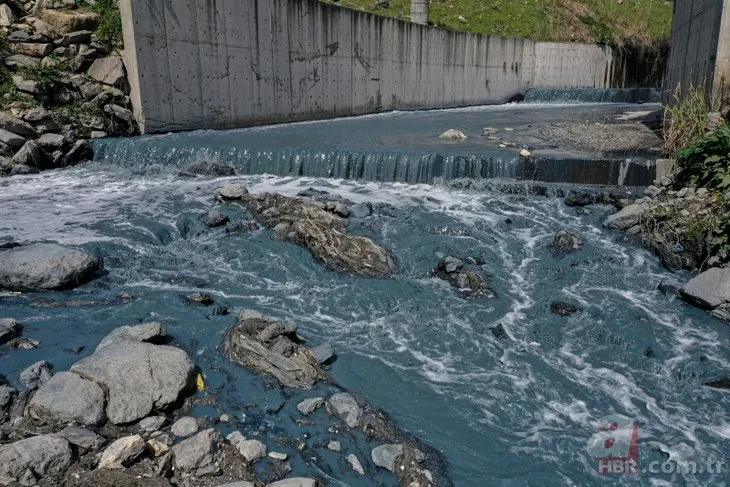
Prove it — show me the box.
[586,415,639,474]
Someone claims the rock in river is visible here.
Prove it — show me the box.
[433,256,494,298]
[0,243,103,291]
[549,229,583,256]
[550,301,582,317]
[222,310,326,389]
[680,267,730,322]
[219,188,396,277]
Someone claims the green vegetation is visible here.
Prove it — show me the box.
[22,60,68,93]
[663,84,709,155]
[676,123,730,192]
[321,0,673,45]
[80,0,123,47]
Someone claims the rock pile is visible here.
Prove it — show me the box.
[1,0,137,176]
[216,184,396,277]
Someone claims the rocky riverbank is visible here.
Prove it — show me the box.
[0,211,448,486]
[598,167,730,324]
[1,0,137,175]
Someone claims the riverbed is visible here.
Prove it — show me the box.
[1,103,729,486]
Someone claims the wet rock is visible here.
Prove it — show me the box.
[350,202,373,218]
[65,469,172,487]
[231,190,395,277]
[29,371,106,425]
[680,268,730,322]
[439,129,467,140]
[235,439,266,463]
[327,440,341,452]
[171,416,199,437]
[704,376,730,390]
[185,292,214,306]
[326,392,362,428]
[215,482,255,487]
[433,256,494,298]
[172,428,221,471]
[19,360,53,389]
[217,183,248,200]
[87,56,126,86]
[7,337,39,350]
[181,161,236,178]
[563,191,618,207]
[550,301,581,317]
[12,140,53,169]
[0,318,21,344]
[549,229,583,256]
[658,280,680,296]
[0,111,37,137]
[332,202,350,217]
[266,479,316,487]
[0,435,73,482]
[644,346,655,358]
[309,343,336,365]
[98,435,146,469]
[296,397,324,415]
[222,311,326,389]
[489,323,509,340]
[103,105,136,136]
[71,341,195,424]
[0,243,103,291]
[95,322,165,352]
[603,203,649,230]
[139,415,167,433]
[268,451,288,460]
[371,444,404,472]
[347,453,365,475]
[200,209,230,228]
[64,139,94,166]
[55,425,105,451]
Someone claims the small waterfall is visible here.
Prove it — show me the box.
[93,139,523,183]
[524,87,663,104]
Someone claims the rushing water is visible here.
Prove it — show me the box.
[1,105,729,486]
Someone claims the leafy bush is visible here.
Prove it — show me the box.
[675,123,730,191]
[22,62,65,93]
[88,0,123,48]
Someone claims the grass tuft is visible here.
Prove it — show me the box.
[663,84,709,155]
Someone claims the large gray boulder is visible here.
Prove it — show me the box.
[95,322,165,352]
[680,267,730,322]
[29,371,106,426]
[602,203,649,230]
[87,56,126,86]
[71,342,195,424]
[171,428,221,471]
[0,435,73,482]
[0,243,103,292]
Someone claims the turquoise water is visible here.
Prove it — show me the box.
[1,105,728,486]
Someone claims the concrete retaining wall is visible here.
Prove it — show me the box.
[665,0,727,105]
[120,0,659,134]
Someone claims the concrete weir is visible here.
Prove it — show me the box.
[119,0,661,134]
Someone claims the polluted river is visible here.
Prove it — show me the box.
[1,99,729,486]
